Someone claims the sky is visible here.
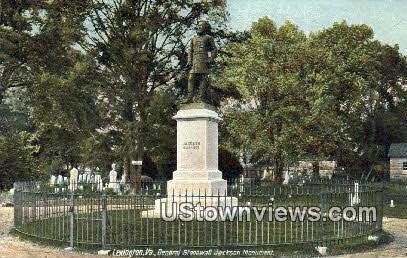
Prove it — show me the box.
[227,0,407,54]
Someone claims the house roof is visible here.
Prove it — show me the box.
[388,143,407,158]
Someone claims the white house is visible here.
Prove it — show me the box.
[388,143,407,181]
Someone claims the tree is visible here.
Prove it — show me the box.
[219,148,242,180]
[1,0,101,175]
[1,1,233,187]
[219,18,316,181]
[308,21,407,178]
[78,0,228,190]
[0,132,40,190]
[219,18,407,180]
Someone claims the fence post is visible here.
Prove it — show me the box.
[379,183,384,230]
[319,187,325,246]
[101,192,107,249]
[69,191,74,248]
[13,184,19,229]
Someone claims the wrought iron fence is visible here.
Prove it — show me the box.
[13,181,383,250]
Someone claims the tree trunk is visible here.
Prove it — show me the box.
[128,148,142,193]
[123,156,129,182]
[122,97,143,193]
[274,155,284,183]
[312,161,320,179]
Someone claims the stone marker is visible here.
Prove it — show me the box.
[108,164,118,192]
[94,174,103,191]
[69,167,79,191]
[283,170,290,185]
[57,175,64,185]
[55,175,63,193]
[49,175,56,186]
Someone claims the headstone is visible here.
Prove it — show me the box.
[108,163,118,192]
[298,161,313,173]
[282,170,290,185]
[90,174,96,190]
[120,173,126,184]
[94,174,103,191]
[319,161,336,178]
[69,167,79,191]
[49,175,56,186]
[84,168,92,184]
[56,175,63,193]
[82,173,88,184]
[57,175,64,185]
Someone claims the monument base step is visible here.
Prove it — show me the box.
[141,196,238,219]
[167,178,227,196]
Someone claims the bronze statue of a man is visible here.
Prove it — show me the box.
[186,20,217,103]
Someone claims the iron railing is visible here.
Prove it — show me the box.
[13,181,383,249]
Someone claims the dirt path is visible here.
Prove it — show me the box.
[0,207,98,258]
[333,217,407,258]
[1,207,407,257]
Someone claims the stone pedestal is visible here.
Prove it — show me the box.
[143,103,238,218]
[167,103,226,196]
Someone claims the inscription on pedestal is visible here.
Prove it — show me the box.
[183,141,201,150]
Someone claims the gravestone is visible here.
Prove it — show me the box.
[49,175,56,186]
[94,174,103,191]
[57,175,63,185]
[69,167,79,191]
[283,170,290,185]
[319,161,336,178]
[84,168,92,183]
[108,163,119,192]
[120,173,126,184]
[55,175,63,193]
